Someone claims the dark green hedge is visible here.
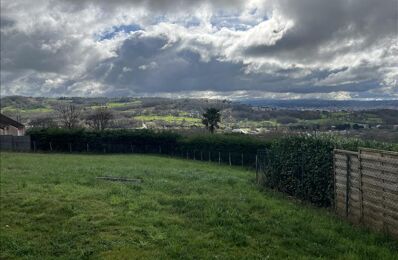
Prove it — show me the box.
[28,128,270,166]
[262,135,398,207]
[264,136,334,207]
[28,128,180,154]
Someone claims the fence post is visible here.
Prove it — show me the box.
[229,152,231,166]
[358,149,364,223]
[255,155,258,172]
[69,143,72,153]
[49,142,53,152]
[209,151,211,162]
[218,152,221,164]
[333,150,337,212]
[186,151,189,160]
[33,141,37,152]
[200,151,203,161]
[345,154,351,218]
[380,151,386,232]
[193,151,196,160]
[86,143,89,152]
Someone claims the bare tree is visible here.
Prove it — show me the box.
[30,116,57,128]
[86,107,113,131]
[56,104,81,129]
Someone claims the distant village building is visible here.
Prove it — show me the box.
[0,114,25,136]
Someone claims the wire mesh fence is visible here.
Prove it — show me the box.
[30,140,260,168]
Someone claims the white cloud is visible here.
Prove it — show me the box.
[1,0,397,99]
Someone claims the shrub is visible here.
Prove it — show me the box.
[264,136,334,207]
[261,134,398,207]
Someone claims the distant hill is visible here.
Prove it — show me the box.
[239,99,398,110]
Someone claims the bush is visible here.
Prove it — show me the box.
[264,136,334,207]
[28,128,180,154]
[261,135,398,207]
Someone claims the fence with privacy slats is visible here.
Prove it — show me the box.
[0,135,31,151]
[334,148,398,238]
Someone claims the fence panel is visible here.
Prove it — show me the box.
[256,149,268,185]
[0,135,31,151]
[334,148,398,238]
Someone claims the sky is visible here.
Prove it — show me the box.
[1,0,397,100]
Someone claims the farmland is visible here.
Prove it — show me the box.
[1,152,397,259]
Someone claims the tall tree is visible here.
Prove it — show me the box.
[86,107,113,131]
[202,108,221,134]
[56,104,81,129]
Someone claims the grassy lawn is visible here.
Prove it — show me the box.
[0,153,397,259]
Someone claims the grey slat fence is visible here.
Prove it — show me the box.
[334,148,398,238]
[0,135,31,151]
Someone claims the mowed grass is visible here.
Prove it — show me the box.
[0,153,397,259]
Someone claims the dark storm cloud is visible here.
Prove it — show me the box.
[245,0,397,61]
[61,0,243,12]
[83,33,382,95]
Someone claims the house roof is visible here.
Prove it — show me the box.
[0,113,25,129]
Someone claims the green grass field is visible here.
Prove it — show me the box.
[134,115,201,124]
[1,153,397,259]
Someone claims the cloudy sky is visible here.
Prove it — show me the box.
[1,0,397,100]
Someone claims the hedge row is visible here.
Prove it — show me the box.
[28,128,271,166]
[261,135,398,207]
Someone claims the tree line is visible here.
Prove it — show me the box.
[30,103,222,134]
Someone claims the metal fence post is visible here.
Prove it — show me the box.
[218,152,221,164]
[255,155,258,172]
[49,142,53,152]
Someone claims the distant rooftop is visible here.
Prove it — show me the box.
[0,113,25,129]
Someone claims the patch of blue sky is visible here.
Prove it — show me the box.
[97,24,142,41]
[211,16,251,31]
[184,17,201,27]
[210,11,268,31]
[151,15,167,25]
